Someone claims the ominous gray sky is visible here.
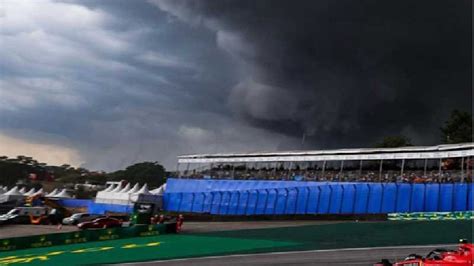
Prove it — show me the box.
[0,0,471,171]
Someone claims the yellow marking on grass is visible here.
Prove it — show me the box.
[71,247,114,253]
[0,240,162,265]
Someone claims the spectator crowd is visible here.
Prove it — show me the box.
[179,158,473,183]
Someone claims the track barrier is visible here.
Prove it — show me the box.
[164,179,474,215]
[0,223,177,252]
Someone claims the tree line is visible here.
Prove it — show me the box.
[0,158,166,188]
[375,110,472,148]
[0,110,471,187]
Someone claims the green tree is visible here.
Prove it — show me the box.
[108,162,166,187]
[441,110,473,144]
[107,162,166,188]
[375,135,412,148]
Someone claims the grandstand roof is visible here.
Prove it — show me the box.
[178,143,474,164]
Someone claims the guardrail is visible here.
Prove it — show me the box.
[164,183,473,215]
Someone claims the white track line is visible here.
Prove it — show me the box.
[117,243,457,265]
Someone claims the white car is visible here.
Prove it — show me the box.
[62,213,99,225]
[0,209,20,222]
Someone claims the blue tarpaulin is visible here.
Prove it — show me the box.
[163,178,474,215]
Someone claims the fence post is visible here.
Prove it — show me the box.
[254,190,260,215]
[352,184,357,214]
[236,191,242,215]
[190,193,196,213]
[177,192,184,212]
[305,187,311,214]
[451,183,456,211]
[408,184,413,213]
[316,186,322,214]
[273,188,279,215]
[327,185,333,214]
[244,190,251,215]
[228,191,233,215]
[294,187,300,215]
[284,188,290,214]
[422,183,427,212]
[202,192,207,213]
[437,183,441,211]
[223,191,230,215]
[209,192,215,214]
[339,185,345,214]
[217,191,224,215]
[365,184,371,214]
[466,183,471,211]
[263,189,270,215]
[379,184,385,213]
[394,183,400,212]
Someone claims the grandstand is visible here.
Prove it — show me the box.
[177,143,473,183]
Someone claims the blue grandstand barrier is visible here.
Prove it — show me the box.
[162,178,473,215]
[87,202,133,214]
[58,199,92,208]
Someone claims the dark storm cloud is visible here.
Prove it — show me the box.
[153,0,472,147]
[0,0,470,170]
[0,0,300,170]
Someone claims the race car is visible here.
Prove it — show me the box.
[77,217,122,229]
[374,240,473,266]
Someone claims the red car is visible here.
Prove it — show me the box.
[375,240,473,266]
[77,217,122,229]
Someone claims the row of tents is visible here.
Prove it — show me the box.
[0,186,71,203]
[95,183,165,205]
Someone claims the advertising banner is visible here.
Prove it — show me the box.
[388,211,473,221]
[0,223,176,252]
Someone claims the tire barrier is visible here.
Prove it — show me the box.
[388,211,474,221]
[0,223,177,252]
[164,179,473,215]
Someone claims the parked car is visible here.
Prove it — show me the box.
[62,213,101,225]
[0,207,49,225]
[77,217,122,229]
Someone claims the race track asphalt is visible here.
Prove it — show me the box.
[0,220,470,265]
[117,244,457,266]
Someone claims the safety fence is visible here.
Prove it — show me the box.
[163,181,473,215]
[0,223,176,252]
[388,211,473,221]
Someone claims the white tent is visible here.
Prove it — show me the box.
[23,188,36,196]
[0,186,24,203]
[127,183,140,194]
[135,183,150,195]
[46,188,59,197]
[119,183,131,193]
[53,189,71,198]
[95,182,161,206]
[32,188,44,196]
[111,184,123,193]
[104,184,116,192]
[4,186,21,196]
[150,184,166,195]
[18,187,26,194]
